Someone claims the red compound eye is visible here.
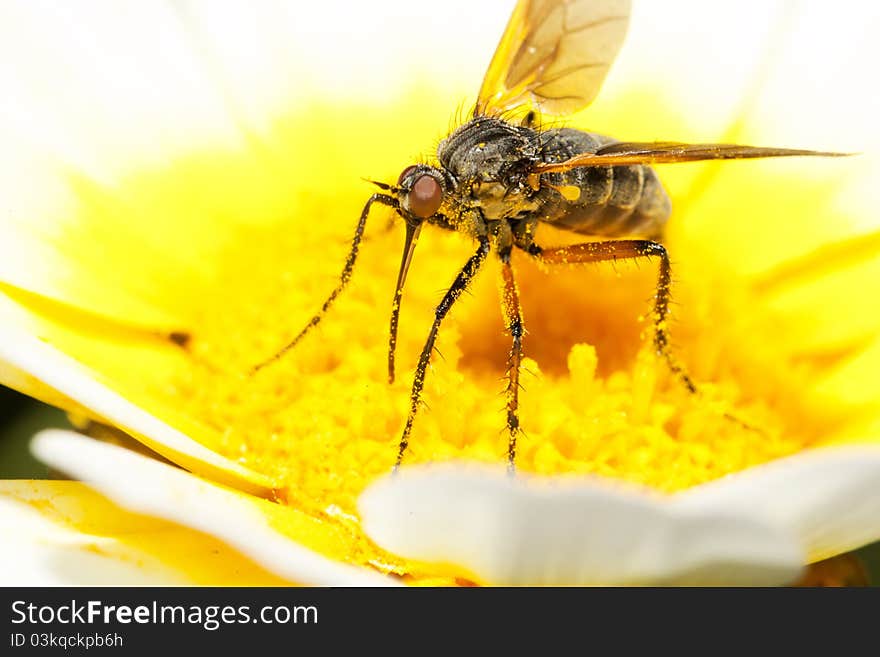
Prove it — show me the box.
[408,174,442,218]
[397,165,417,186]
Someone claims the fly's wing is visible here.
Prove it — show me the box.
[533,141,849,173]
[475,0,631,118]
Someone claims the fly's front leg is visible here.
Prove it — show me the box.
[498,249,525,474]
[395,236,491,470]
[252,193,397,373]
[528,239,697,395]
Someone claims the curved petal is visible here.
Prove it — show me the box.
[0,355,91,418]
[674,445,880,563]
[359,464,804,586]
[0,497,184,586]
[0,321,273,497]
[0,480,288,585]
[32,429,396,586]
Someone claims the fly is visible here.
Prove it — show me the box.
[253,0,845,472]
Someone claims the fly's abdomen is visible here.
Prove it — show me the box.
[536,128,671,239]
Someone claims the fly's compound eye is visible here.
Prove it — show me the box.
[397,165,417,186]
[405,174,443,219]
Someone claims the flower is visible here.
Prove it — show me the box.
[1,0,879,586]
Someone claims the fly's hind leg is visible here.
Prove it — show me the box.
[498,249,525,474]
[526,239,697,395]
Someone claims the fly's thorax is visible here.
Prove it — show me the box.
[437,116,541,221]
[468,179,541,221]
[438,116,539,183]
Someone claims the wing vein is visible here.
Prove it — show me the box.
[476,0,633,117]
[564,14,628,37]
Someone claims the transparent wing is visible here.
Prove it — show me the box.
[475,0,631,118]
[533,141,849,173]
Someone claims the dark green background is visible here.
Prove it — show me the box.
[1,384,878,584]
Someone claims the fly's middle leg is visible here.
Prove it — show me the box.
[527,239,697,395]
[498,250,525,474]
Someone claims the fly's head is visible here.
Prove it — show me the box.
[393,164,448,228]
[365,163,454,371]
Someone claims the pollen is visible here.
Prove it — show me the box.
[548,183,581,201]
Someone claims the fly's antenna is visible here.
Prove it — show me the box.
[364,178,394,192]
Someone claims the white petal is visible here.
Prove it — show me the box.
[0,496,188,585]
[32,430,395,586]
[0,322,273,497]
[359,464,803,586]
[1,479,315,585]
[675,445,880,562]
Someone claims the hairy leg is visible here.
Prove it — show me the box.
[527,239,696,393]
[252,193,397,373]
[497,250,525,473]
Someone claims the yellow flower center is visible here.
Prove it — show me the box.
[26,89,879,581]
